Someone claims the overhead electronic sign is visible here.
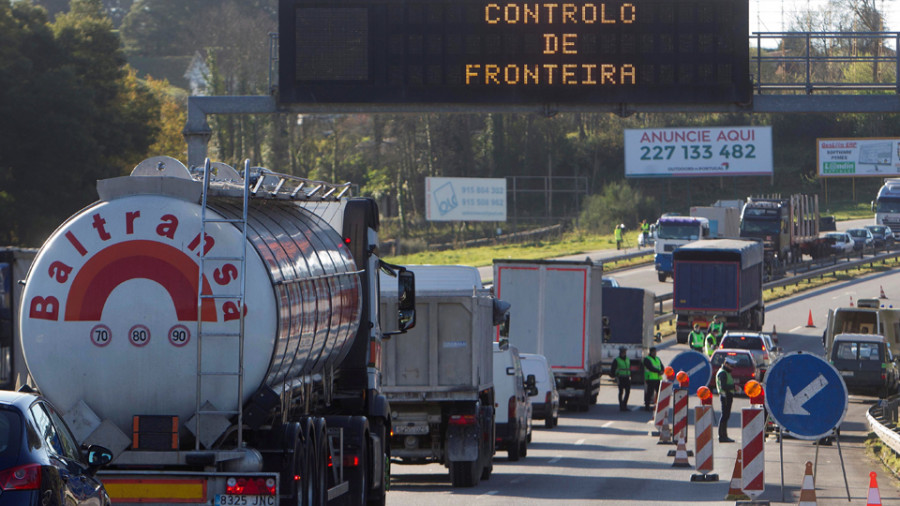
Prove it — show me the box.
[277,0,751,105]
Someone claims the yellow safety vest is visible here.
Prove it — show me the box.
[644,355,662,380]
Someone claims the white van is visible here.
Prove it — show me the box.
[520,353,559,428]
[492,342,534,460]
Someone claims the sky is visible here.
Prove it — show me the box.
[749,0,899,33]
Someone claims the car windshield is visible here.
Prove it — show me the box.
[0,409,22,470]
[740,219,781,235]
[867,226,886,235]
[847,229,868,238]
[657,223,701,240]
[721,335,764,350]
[825,233,846,241]
[876,197,900,214]
[712,352,754,368]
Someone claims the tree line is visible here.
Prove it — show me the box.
[1,0,896,247]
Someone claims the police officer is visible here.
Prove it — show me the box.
[614,224,624,250]
[704,330,719,357]
[689,323,705,352]
[612,346,631,411]
[642,347,663,411]
[708,314,724,340]
[640,219,650,246]
[716,358,736,442]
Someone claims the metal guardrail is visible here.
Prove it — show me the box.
[867,395,900,457]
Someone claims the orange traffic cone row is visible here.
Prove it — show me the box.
[880,285,888,299]
[798,461,817,505]
[806,310,815,328]
[867,471,882,505]
[725,449,750,500]
[671,437,691,468]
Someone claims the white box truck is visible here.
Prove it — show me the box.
[379,265,508,487]
[493,259,604,411]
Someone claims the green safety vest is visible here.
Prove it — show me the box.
[704,334,718,356]
[641,223,650,233]
[615,227,623,241]
[613,356,631,377]
[644,355,662,381]
[716,367,734,394]
[690,330,705,349]
[709,321,724,336]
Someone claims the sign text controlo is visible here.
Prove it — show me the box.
[277,0,750,105]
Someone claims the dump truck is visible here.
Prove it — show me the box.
[739,194,829,264]
[493,259,604,411]
[672,239,765,344]
[17,156,416,505]
[379,265,508,487]
[600,286,656,384]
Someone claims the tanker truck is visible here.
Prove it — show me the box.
[17,156,416,506]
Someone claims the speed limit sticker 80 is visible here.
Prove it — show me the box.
[128,324,151,347]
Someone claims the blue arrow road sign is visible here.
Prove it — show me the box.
[669,350,712,396]
[764,352,848,440]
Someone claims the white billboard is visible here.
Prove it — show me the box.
[425,177,507,222]
[624,126,773,177]
[817,138,900,177]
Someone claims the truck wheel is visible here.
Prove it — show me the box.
[480,461,493,480]
[545,415,557,429]
[450,461,479,488]
[519,439,527,458]
[507,440,521,461]
[312,418,328,506]
[298,418,314,506]
[658,272,667,282]
[367,418,389,506]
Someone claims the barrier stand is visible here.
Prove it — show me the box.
[668,372,693,457]
[690,399,718,482]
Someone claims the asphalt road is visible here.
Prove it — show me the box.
[389,229,900,506]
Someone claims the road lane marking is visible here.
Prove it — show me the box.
[602,421,614,428]
[477,491,499,500]
[575,438,586,445]
[790,326,804,332]
[548,456,562,464]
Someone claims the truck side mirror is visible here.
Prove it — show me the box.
[602,316,611,343]
[525,374,538,396]
[655,332,662,343]
[397,270,416,332]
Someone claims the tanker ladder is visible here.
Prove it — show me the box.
[195,158,250,450]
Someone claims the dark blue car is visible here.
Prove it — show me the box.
[0,390,112,505]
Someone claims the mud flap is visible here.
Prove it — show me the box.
[446,425,479,462]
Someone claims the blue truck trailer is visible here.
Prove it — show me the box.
[672,239,765,344]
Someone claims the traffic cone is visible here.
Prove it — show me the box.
[850,295,854,307]
[798,461,817,505]
[671,437,691,468]
[880,286,887,299]
[658,420,672,444]
[806,310,815,328]
[725,449,750,500]
[867,471,882,505]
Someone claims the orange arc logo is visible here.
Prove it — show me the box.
[64,240,217,322]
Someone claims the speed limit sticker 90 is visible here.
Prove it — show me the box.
[128,324,151,347]
[169,325,190,347]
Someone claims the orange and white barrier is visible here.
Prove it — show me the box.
[798,461,817,505]
[741,407,765,499]
[690,405,717,481]
[672,388,688,444]
[654,379,673,428]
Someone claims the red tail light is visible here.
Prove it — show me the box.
[343,454,360,467]
[545,392,552,404]
[225,476,276,495]
[448,414,476,426]
[0,464,41,491]
[508,396,516,421]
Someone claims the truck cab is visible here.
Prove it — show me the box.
[654,215,710,282]
[740,198,788,262]
[873,178,900,238]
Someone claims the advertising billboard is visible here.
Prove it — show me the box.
[624,126,773,177]
[425,177,507,222]
[817,138,900,177]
